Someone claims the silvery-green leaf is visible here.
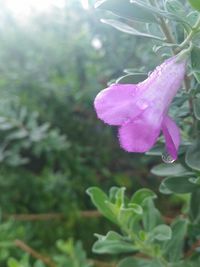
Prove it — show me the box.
[95,0,157,23]
[101,19,165,41]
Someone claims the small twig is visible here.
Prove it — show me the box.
[3,210,182,226]
[4,211,178,224]
[4,210,101,221]
[15,240,117,267]
[14,239,56,267]
[5,213,64,221]
[159,18,176,49]
[149,0,176,51]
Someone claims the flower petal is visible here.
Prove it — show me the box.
[94,84,145,126]
[162,115,180,160]
[138,56,186,111]
[118,109,162,152]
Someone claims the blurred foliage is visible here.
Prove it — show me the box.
[6,239,93,267]
[0,0,161,266]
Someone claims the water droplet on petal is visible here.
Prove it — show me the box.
[142,103,148,110]
[161,152,175,164]
[136,99,148,110]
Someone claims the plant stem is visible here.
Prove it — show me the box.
[14,239,56,267]
[149,0,176,49]
[159,17,176,47]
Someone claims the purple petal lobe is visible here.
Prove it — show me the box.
[94,84,145,126]
[118,109,162,152]
[162,115,180,160]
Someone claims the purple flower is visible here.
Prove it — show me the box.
[94,56,187,160]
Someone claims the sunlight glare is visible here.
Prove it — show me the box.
[5,0,66,18]
[81,0,89,10]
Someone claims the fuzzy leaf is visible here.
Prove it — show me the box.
[93,231,136,254]
[164,219,188,262]
[185,141,200,171]
[118,257,162,267]
[189,188,200,223]
[150,224,172,241]
[151,163,188,177]
[130,188,157,205]
[116,74,147,84]
[159,176,198,194]
[142,199,162,231]
[194,97,200,120]
[95,0,157,23]
[86,187,116,223]
[191,46,200,83]
[101,19,165,41]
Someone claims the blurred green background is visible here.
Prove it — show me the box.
[0,0,161,266]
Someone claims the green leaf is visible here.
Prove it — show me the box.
[108,186,120,202]
[188,0,200,11]
[0,123,14,130]
[93,231,136,254]
[193,72,200,83]
[142,199,163,232]
[7,258,19,267]
[146,144,164,156]
[189,188,200,223]
[116,74,147,84]
[118,257,162,267]
[191,46,200,83]
[159,182,173,195]
[185,141,200,171]
[131,0,189,26]
[165,0,185,17]
[118,206,142,229]
[95,0,157,23]
[34,261,46,267]
[194,97,200,120]
[108,187,126,208]
[191,46,200,71]
[119,203,144,233]
[164,0,190,32]
[151,163,189,177]
[86,187,116,223]
[6,129,28,141]
[170,259,200,267]
[130,188,157,205]
[160,176,198,194]
[101,19,165,41]
[123,68,145,74]
[150,224,172,241]
[164,219,188,262]
[127,203,143,214]
[115,187,126,208]
[187,11,200,27]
